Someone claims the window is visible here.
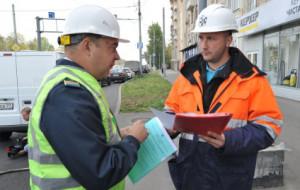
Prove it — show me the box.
[228,0,239,11]
[246,0,257,12]
[247,52,258,65]
[263,32,280,85]
[279,27,300,88]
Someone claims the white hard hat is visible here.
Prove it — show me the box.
[61,5,128,43]
[192,4,238,33]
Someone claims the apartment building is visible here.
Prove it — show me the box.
[170,0,184,70]
[170,0,200,69]
[169,0,300,101]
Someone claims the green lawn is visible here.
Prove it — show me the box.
[120,72,172,112]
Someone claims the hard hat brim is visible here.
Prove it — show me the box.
[119,38,130,43]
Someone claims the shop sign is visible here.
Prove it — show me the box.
[237,0,300,36]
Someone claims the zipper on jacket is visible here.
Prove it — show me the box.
[209,74,237,113]
[209,102,221,113]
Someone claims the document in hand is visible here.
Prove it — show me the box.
[174,112,232,135]
[128,117,177,184]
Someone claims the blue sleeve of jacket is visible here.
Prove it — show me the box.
[40,82,140,190]
[222,123,274,155]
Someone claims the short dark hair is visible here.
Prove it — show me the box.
[21,107,31,114]
[70,33,103,46]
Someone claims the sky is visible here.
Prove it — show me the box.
[0,0,171,61]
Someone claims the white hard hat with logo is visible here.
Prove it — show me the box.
[192,4,238,33]
[59,5,129,45]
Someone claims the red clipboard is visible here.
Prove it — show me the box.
[173,112,232,135]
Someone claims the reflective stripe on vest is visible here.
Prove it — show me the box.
[28,65,124,190]
[226,116,282,140]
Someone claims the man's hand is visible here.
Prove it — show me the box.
[120,127,130,138]
[166,128,180,138]
[200,131,225,149]
[125,120,148,143]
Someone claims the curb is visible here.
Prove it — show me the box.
[114,83,123,115]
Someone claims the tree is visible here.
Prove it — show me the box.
[0,33,54,51]
[27,37,54,51]
[0,35,5,50]
[146,23,163,69]
[1,33,27,51]
[166,42,172,69]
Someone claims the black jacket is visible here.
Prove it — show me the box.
[41,58,140,190]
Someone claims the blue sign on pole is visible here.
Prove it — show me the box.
[137,42,143,49]
[48,12,55,19]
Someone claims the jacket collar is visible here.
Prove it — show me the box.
[56,58,84,69]
[180,47,265,84]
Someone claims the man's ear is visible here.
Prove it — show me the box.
[79,37,92,55]
[226,35,233,47]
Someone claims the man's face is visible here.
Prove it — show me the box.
[88,37,120,80]
[198,32,232,64]
[22,111,30,121]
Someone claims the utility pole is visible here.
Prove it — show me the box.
[36,17,42,51]
[153,28,156,68]
[162,7,166,77]
[35,16,65,51]
[138,0,143,75]
[12,4,18,44]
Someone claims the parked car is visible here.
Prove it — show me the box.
[100,76,111,87]
[110,68,127,83]
[124,60,140,74]
[123,67,135,79]
[142,64,151,73]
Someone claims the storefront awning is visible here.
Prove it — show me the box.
[180,43,197,52]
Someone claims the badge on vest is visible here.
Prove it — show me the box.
[63,80,80,88]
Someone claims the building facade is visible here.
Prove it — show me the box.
[169,0,300,101]
[170,0,184,70]
[237,0,300,101]
[170,0,200,69]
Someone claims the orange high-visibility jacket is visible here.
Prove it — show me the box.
[165,48,283,190]
[165,48,282,141]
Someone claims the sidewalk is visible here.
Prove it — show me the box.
[115,69,179,126]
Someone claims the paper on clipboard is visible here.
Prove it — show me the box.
[128,117,177,183]
[150,107,175,129]
[150,107,232,135]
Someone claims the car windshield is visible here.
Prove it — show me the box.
[111,68,123,73]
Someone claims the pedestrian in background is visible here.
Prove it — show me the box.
[21,107,31,122]
[27,5,148,190]
[21,106,31,151]
[165,4,283,190]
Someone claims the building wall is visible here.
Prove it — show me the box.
[170,0,199,68]
[184,0,198,48]
[239,34,264,68]
[170,0,181,69]
[170,0,300,101]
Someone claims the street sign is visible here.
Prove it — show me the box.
[137,42,143,49]
[48,12,55,19]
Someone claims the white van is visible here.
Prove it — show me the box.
[0,51,64,140]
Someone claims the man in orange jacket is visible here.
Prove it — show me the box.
[165,4,283,190]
